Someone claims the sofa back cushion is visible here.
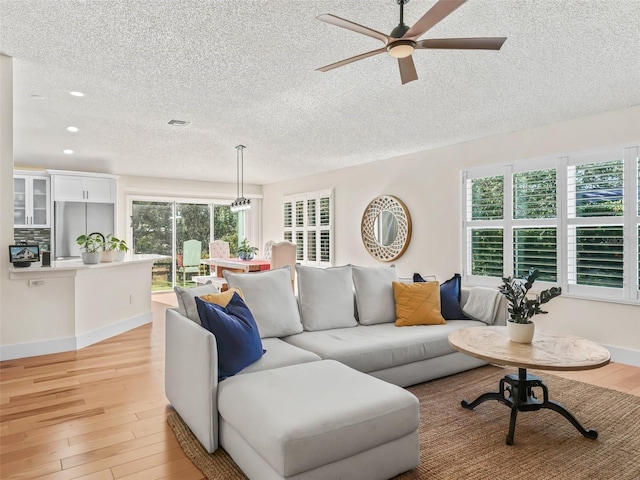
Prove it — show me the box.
[296,265,357,331]
[174,283,221,324]
[223,266,303,338]
[351,265,398,325]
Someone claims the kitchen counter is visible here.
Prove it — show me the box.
[2,254,168,361]
[9,254,167,278]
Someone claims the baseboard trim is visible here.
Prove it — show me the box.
[0,337,77,361]
[0,312,152,361]
[76,312,152,349]
[604,344,640,367]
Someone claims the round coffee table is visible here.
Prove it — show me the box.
[448,326,610,445]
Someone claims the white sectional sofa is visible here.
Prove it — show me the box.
[165,265,506,479]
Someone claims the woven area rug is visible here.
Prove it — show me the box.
[167,365,640,480]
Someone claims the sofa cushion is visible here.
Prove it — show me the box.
[238,337,321,375]
[296,265,357,331]
[223,266,303,338]
[217,360,419,477]
[351,265,398,325]
[282,320,486,373]
[393,281,446,326]
[174,283,221,325]
[199,287,244,307]
[195,294,264,380]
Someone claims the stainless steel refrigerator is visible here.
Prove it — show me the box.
[54,202,115,259]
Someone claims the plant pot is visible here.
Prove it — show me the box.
[238,252,254,261]
[114,251,126,261]
[81,252,100,265]
[507,320,535,344]
[100,250,116,263]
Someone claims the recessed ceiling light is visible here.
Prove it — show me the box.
[70,91,85,97]
[67,126,79,132]
[63,149,74,154]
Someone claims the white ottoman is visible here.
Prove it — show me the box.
[217,360,420,480]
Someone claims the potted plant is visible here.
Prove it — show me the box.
[498,268,562,343]
[237,238,258,261]
[76,233,103,265]
[99,234,129,261]
[113,236,130,261]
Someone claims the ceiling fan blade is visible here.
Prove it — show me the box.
[398,56,418,85]
[317,14,390,44]
[317,47,386,72]
[417,37,507,50]
[404,0,466,40]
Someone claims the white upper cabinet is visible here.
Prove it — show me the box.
[13,174,51,228]
[52,174,115,203]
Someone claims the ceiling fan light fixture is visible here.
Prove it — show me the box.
[387,40,415,58]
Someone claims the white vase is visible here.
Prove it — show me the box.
[100,250,116,263]
[114,251,126,261]
[81,252,100,265]
[507,320,535,344]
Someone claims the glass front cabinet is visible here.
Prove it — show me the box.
[13,173,51,228]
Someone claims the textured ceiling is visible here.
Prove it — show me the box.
[1,0,639,185]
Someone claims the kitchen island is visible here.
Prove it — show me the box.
[1,254,166,360]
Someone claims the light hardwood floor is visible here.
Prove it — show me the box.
[1,294,639,480]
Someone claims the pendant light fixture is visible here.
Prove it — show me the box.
[230,144,251,212]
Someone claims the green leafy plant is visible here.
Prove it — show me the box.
[102,234,129,252]
[76,233,103,253]
[498,268,562,324]
[237,238,258,260]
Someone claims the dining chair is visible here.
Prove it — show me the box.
[209,240,230,259]
[270,241,297,290]
[263,240,276,261]
[178,239,202,285]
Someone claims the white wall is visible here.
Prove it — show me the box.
[262,105,640,358]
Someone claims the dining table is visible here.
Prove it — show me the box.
[200,257,271,278]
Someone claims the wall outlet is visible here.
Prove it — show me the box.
[130,294,134,304]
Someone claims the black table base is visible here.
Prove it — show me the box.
[461,368,598,445]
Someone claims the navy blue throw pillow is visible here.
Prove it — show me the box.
[413,273,468,320]
[195,293,264,380]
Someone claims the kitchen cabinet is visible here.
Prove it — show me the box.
[52,174,115,203]
[13,174,51,228]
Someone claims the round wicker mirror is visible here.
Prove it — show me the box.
[361,195,412,262]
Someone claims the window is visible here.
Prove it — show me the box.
[283,190,333,267]
[463,145,639,304]
[130,199,245,290]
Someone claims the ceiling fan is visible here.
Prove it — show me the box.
[316,0,507,85]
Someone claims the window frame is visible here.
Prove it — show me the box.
[462,144,640,305]
[283,189,334,267]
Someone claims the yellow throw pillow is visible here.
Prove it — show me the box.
[199,287,244,308]
[393,281,446,326]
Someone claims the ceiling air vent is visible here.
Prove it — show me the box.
[167,119,191,127]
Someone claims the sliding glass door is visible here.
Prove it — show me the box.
[131,200,241,290]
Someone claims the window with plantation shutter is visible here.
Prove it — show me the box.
[567,159,624,291]
[282,189,333,267]
[463,144,639,304]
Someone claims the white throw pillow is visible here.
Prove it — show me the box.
[351,265,398,325]
[296,265,357,331]
[223,266,303,338]
[174,284,220,325]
